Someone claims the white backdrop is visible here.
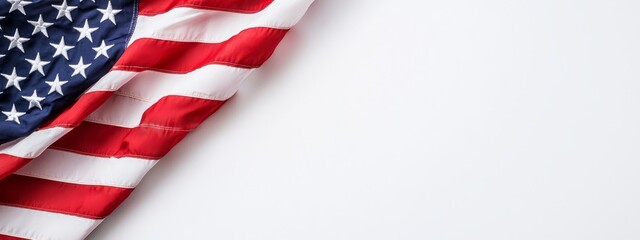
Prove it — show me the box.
[88,0,640,239]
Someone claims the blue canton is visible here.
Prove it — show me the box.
[0,0,136,144]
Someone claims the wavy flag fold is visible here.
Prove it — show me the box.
[0,0,314,239]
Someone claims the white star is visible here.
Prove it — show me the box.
[46,74,68,95]
[70,57,91,78]
[74,20,98,42]
[0,16,4,29]
[1,68,26,91]
[22,90,45,110]
[7,0,32,15]
[28,15,54,37]
[98,1,121,24]
[52,0,77,21]
[2,105,26,124]
[4,29,29,53]
[50,37,74,60]
[26,53,50,75]
[92,40,114,59]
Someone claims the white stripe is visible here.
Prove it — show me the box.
[130,0,314,44]
[85,95,153,128]
[0,127,70,158]
[85,65,252,127]
[15,149,157,188]
[116,65,252,102]
[86,70,138,93]
[0,205,101,240]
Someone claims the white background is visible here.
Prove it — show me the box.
[88,0,640,239]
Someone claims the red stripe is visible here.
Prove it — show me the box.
[39,29,281,128]
[51,122,188,159]
[0,92,113,181]
[40,91,114,129]
[114,27,288,73]
[141,96,225,130]
[138,0,273,16]
[0,175,132,219]
[51,97,225,159]
[0,234,27,240]
[0,155,30,181]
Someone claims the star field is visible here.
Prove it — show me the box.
[0,0,136,144]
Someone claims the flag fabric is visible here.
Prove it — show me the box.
[0,0,136,176]
[0,0,314,239]
[0,0,135,145]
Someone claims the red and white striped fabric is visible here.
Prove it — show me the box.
[0,0,314,239]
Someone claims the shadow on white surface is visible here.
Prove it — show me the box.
[88,0,640,239]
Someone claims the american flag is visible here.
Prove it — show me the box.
[0,0,134,145]
[0,0,313,239]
